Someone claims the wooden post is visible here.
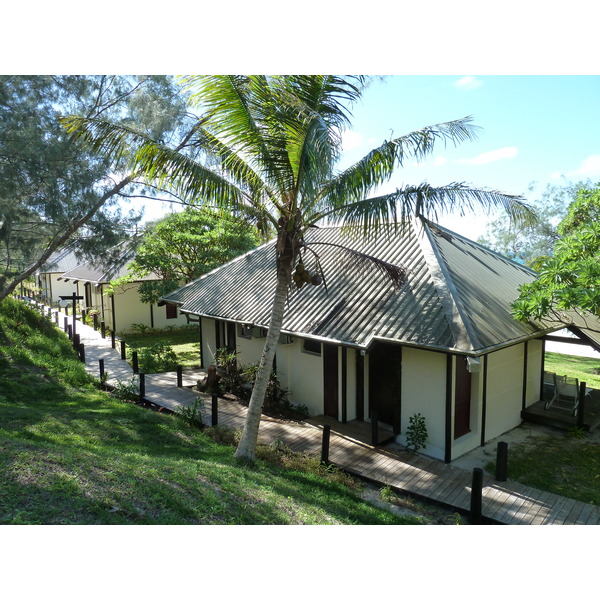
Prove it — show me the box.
[577,381,586,429]
[99,358,105,381]
[111,330,116,349]
[211,393,218,426]
[120,340,126,360]
[67,324,72,340]
[100,321,106,339]
[177,365,183,387]
[139,373,145,400]
[496,441,508,482]
[93,313,98,331]
[63,316,68,332]
[371,410,378,446]
[132,351,139,374]
[59,292,84,339]
[78,343,85,363]
[470,468,484,525]
[73,333,80,350]
[321,425,331,466]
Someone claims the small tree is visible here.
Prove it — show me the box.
[127,207,261,304]
[512,184,600,329]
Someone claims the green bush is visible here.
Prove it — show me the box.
[132,342,178,373]
[405,413,428,452]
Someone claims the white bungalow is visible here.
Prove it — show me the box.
[162,218,600,463]
[59,246,188,335]
[36,246,81,305]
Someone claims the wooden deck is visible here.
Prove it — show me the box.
[40,303,600,525]
[522,392,600,431]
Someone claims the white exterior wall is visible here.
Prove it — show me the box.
[525,339,543,408]
[451,357,484,460]
[39,273,78,305]
[484,344,526,441]
[276,339,323,415]
[201,318,218,365]
[397,347,447,461]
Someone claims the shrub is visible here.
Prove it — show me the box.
[405,413,428,452]
[136,342,178,373]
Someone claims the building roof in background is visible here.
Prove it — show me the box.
[38,246,81,274]
[163,218,585,356]
[59,243,159,284]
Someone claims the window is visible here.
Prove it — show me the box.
[302,338,321,356]
[166,303,178,319]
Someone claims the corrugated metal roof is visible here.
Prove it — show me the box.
[39,246,81,274]
[59,242,160,284]
[163,218,568,355]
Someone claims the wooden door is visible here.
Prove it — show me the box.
[368,342,402,429]
[454,356,472,439]
[323,344,338,419]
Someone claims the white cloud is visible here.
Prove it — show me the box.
[411,155,448,168]
[454,76,483,90]
[457,146,518,165]
[340,129,363,151]
[569,154,600,177]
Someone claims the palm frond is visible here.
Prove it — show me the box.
[322,117,481,207]
[314,182,537,236]
[302,240,409,291]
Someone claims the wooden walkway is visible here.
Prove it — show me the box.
[38,303,600,525]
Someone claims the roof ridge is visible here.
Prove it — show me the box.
[415,218,479,352]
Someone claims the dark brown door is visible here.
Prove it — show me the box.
[369,342,402,429]
[454,356,472,439]
[323,344,338,418]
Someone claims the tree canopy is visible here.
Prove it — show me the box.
[0,75,189,301]
[512,183,600,329]
[63,74,535,461]
[124,207,261,304]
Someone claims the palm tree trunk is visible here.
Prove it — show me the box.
[234,261,290,462]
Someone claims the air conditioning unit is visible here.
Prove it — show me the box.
[467,357,481,373]
[279,334,294,345]
[240,324,266,338]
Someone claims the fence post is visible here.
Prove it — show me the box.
[577,382,586,429]
[177,365,183,387]
[211,393,218,427]
[132,351,139,374]
[470,468,484,525]
[496,441,508,482]
[371,410,378,446]
[321,424,331,466]
[78,343,85,363]
[120,340,126,360]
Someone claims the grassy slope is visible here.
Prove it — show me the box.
[0,299,418,525]
[545,351,600,389]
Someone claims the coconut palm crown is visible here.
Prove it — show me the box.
[62,75,535,461]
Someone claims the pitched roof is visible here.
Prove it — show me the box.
[60,243,159,284]
[39,246,81,274]
[162,218,572,355]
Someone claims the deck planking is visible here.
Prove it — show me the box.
[38,303,600,526]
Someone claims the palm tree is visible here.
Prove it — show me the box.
[62,75,535,461]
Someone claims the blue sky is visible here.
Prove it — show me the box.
[336,75,600,238]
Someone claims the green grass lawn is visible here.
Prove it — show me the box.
[493,431,600,506]
[0,298,420,525]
